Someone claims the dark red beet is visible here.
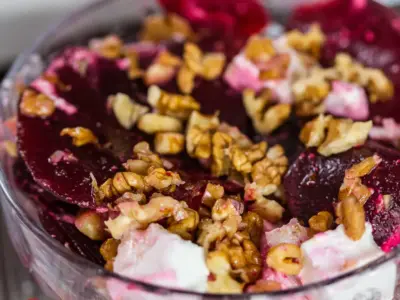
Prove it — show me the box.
[284,141,400,250]
[289,0,400,122]
[158,0,268,37]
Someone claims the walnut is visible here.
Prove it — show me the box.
[154,132,184,155]
[186,111,220,159]
[133,141,164,169]
[137,113,182,134]
[242,89,290,134]
[183,43,204,75]
[211,198,243,222]
[140,14,195,42]
[241,211,263,246]
[60,127,99,147]
[317,118,372,156]
[292,72,331,116]
[300,114,332,148]
[217,238,262,284]
[177,65,196,94]
[248,280,281,292]
[202,183,225,208]
[145,64,175,85]
[206,250,243,294]
[100,238,120,271]
[147,85,200,120]
[336,195,366,241]
[339,155,381,205]
[251,145,288,192]
[105,196,189,238]
[124,50,143,80]
[109,93,149,129]
[253,104,291,134]
[249,197,285,223]
[259,53,291,80]
[197,218,227,250]
[244,35,275,64]
[20,90,55,118]
[266,243,303,275]
[98,172,148,200]
[211,132,233,177]
[244,141,268,163]
[144,167,184,192]
[202,53,226,80]
[75,211,105,241]
[168,208,199,240]
[365,69,394,103]
[230,146,252,174]
[243,88,269,119]
[123,159,152,175]
[308,211,333,233]
[89,35,123,59]
[286,24,325,59]
[217,122,253,149]
[155,50,182,67]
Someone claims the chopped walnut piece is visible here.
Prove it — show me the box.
[212,132,233,177]
[286,24,326,59]
[254,103,291,134]
[154,132,184,155]
[242,89,290,134]
[133,141,164,169]
[202,183,225,208]
[168,207,199,240]
[244,141,268,163]
[251,145,288,192]
[145,51,182,85]
[124,50,143,80]
[259,53,291,80]
[177,65,196,94]
[266,243,303,275]
[197,218,227,250]
[89,35,123,59]
[140,14,195,42]
[292,72,331,116]
[308,211,333,233]
[100,238,120,271]
[249,197,284,223]
[242,211,263,246]
[244,35,275,64]
[300,114,332,148]
[109,93,149,129]
[147,85,200,119]
[317,119,372,156]
[144,167,184,192]
[20,90,55,118]
[206,250,243,294]
[60,127,99,147]
[230,146,252,174]
[218,122,253,149]
[186,111,220,159]
[336,195,366,241]
[202,53,226,80]
[75,211,105,241]
[137,113,182,134]
[183,43,204,75]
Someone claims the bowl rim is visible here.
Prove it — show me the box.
[1,0,399,297]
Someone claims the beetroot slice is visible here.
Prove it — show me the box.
[18,51,144,208]
[284,141,400,250]
[289,0,400,122]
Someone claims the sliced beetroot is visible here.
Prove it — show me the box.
[158,0,268,38]
[288,0,400,122]
[18,54,144,208]
[284,141,400,250]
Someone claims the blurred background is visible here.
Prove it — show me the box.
[0,0,400,299]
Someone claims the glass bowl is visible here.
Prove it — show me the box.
[1,0,400,299]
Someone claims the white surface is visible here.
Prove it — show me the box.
[0,0,94,66]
